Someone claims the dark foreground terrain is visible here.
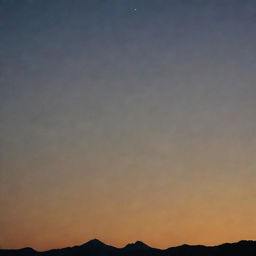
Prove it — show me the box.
[1,239,256,256]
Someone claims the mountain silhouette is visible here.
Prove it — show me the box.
[1,239,256,256]
[83,239,106,245]
[124,241,151,249]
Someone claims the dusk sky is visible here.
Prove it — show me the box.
[1,0,256,251]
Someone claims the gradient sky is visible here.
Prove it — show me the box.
[1,0,256,251]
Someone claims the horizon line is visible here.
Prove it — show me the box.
[2,238,256,252]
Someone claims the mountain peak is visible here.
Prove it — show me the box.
[20,247,36,252]
[83,239,106,247]
[124,241,150,249]
[135,241,148,246]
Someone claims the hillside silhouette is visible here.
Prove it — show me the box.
[1,239,256,256]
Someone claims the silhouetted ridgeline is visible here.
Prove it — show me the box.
[1,239,256,256]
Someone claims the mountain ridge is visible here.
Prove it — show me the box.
[1,239,256,256]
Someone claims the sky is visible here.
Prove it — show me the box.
[0,0,256,251]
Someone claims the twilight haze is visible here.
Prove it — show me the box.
[0,0,256,251]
